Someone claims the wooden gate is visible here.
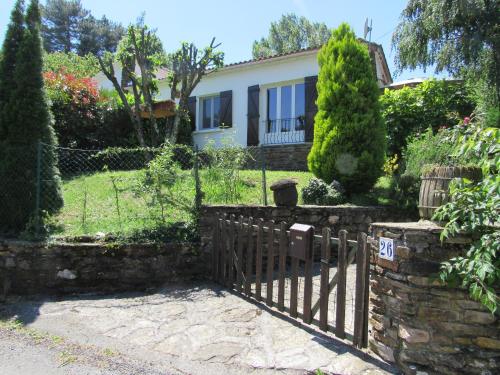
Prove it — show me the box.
[212,214,370,348]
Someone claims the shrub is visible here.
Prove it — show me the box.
[402,127,455,180]
[302,178,345,206]
[380,79,474,157]
[308,23,386,194]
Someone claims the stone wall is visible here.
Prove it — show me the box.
[369,222,499,375]
[246,143,312,171]
[199,205,412,256]
[0,239,209,298]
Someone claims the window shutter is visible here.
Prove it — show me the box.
[219,90,233,128]
[187,96,197,130]
[304,76,318,142]
[247,85,260,146]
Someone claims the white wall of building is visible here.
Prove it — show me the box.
[156,51,319,148]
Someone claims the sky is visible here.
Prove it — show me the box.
[0,0,448,82]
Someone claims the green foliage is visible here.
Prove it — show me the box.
[434,122,499,313]
[252,13,330,58]
[41,0,124,55]
[201,140,251,203]
[392,0,500,102]
[402,128,455,180]
[0,0,25,132]
[301,178,345,206]
[380,79,474,156]
[43,51,99,77]
[0,0,63,234]
[308,23,386,194]
[137,143,197,223]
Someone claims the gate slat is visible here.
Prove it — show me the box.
[290,257,299,318]
[255,218,264,301]
[227,214,236,288]
[236,215,244,292]
[303,226,314,324]
[335,229,348,339]
[212,216,219,281]
[277,222,287,312]
[319,227,331,332]
[362,236,371,348]
[266,221,275,307]
[353,232,368,348]
[244,217,254,296]
[219,216,226,284]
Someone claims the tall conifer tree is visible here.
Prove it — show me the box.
[308,23,386,194]
[0,0,63,234]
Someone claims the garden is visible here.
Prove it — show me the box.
[0,0,498,316]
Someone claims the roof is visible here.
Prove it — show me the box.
[385,77,463,90]
[207,39,392,85]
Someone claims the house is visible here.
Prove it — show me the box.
[96,41,392,170]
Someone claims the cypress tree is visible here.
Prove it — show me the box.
[307,23,386,194]
[0,0,63,234]
[0,0,25,139]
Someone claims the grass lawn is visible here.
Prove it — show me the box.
[54,169,392,237]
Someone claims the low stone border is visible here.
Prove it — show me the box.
[0,238,208,297]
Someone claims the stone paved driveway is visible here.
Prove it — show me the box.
[0,283,396,374]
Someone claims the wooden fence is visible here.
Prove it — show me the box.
[212,214,370,348]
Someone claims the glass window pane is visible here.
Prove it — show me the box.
[267,88,277,133]
[281,85,292,132]
[202,98,212,129]
[213,96,220,127]
[295,83,305,130]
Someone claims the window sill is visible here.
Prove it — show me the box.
[193,128,225,135]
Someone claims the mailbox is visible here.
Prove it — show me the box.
[289,223,314,260]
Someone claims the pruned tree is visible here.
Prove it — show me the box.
[252,13,330,59]
[168,38,224,143]
[98,18,166,147]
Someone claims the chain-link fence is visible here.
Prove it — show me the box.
[0,142,312,239]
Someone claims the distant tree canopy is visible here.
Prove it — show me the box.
[392,0,500,103]
[41,0,125,55]
[252,13,330,58]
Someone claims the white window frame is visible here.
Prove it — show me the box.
[261,79,306,144]
[199,94,220,130]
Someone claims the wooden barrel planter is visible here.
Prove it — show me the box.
[419,165,482,220]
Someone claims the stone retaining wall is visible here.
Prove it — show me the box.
[199,205,412,257]
[0,239,208,298]
[246,143,312,171]
[369,222,499,374]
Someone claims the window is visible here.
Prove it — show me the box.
[266,83,306,133]
[200,96,220,129]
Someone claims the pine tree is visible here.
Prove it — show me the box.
[0,0,63,234]
[307,23,386,194]
[0,0,25,140]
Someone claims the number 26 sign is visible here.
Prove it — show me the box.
[379,237,394,261]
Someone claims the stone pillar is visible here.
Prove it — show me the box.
[369,222,499,375]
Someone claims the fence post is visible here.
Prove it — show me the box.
[34,141,43,237]
[194,145,202,214]
[260,144,268,206]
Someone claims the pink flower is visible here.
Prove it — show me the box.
[464,117,470,125]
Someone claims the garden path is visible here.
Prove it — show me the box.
[0,282,396,375]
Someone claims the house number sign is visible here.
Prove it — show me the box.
[379,237,394,261]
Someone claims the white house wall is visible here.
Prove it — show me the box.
[156,52,319,148]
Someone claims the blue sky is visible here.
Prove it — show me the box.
[0,0,448,81]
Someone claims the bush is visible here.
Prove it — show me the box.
[308,23,386,194]
[402,127,455,180]
[380,79,474,157]
[302,178,345,206]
